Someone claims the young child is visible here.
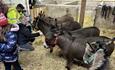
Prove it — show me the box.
[0,23,23,70]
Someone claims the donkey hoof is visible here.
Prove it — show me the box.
[58,53,63,57]
[50,50,53,53]
[65,66,70,70]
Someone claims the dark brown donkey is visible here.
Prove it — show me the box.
[44,30,114,70]
[44,27,100,53]
[32,11,81,32]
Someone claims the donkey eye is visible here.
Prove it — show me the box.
[91,44,96,47]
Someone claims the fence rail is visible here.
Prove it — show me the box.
[30,4,79,21]
[34,4,79,8]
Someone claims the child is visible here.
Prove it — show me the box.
[0,23,23,70]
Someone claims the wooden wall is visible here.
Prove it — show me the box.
[30,5,79,21]
[30,6,47,20]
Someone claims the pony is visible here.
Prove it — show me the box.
[44,30,114,70]
[44,26,100,53]
[32,11,81,32]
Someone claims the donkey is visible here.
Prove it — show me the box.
[32,11,100,40]
[32,11,81,32]
[44,30,114,70]
[32,13,101,56]
[55,14,81,31]
[44,26,100,53]
[69,27,100,38]
[32,14,53,36]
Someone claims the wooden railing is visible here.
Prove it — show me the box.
[30,4,79,21]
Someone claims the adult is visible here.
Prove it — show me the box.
[7,3,25,25]
[18,15,41,51]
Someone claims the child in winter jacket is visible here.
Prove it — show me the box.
[0,23,23,70]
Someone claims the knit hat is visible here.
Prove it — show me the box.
[17,4,25,9]
[0,12,8,27]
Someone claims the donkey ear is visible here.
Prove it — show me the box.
[54,18,58,27]
[39,12,42,16]
[55,18,57,21]
[86,42,94,51]
[39,11,43,16]
[85,42,93,52]
[34,17,36,19]
[40,11,42,13]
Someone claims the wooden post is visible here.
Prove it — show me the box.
[76,7,79,21]
[79,0,86,27]
[25,0,30,15]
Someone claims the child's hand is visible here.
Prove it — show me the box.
[10,24,19,31]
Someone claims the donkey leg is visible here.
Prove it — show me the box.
[113,16,115,23]
[50,47,53,53]
[58,51,64,57]
[65,59,73,70]
[101,10,104,17]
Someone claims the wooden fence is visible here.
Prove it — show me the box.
[30,4,79,21]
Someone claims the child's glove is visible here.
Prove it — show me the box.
[10,24,19,31]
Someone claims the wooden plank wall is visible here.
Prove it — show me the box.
[30,5,79,21]
[30,6,47,20]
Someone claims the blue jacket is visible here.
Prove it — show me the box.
[0,31,18,62]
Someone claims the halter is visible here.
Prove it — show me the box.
[43,34,58,53]
[45,34,59,48]
[53,36,58,45]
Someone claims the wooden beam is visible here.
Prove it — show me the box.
[34,4,79,8]
[79,0,86,27]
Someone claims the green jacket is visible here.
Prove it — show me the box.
[7,7,23,24]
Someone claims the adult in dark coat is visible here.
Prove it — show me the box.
[17,19,41,51]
